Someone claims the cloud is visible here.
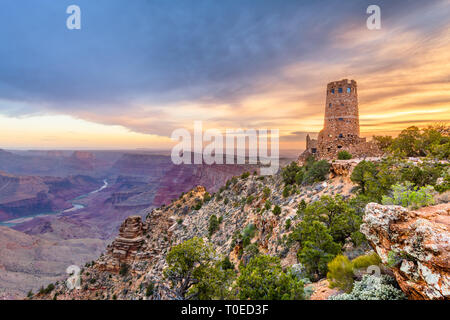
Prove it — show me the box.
[0,0,448,147]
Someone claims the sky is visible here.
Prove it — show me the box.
[0,0,449,150]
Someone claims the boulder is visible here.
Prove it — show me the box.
[361,202,450,300]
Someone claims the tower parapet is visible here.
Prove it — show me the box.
[299,79,382,162]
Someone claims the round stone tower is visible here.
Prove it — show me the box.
[317,79,363,157]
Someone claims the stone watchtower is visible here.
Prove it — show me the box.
[317,79,366,157]
[298,79,381,162]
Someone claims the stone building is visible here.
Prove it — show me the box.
[299,79,381,162]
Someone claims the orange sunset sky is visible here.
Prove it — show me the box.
[0,0,449,151]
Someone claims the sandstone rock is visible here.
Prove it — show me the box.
[361,202,450,300]
[99,215,146,272]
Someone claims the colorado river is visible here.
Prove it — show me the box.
[0,179,108,227]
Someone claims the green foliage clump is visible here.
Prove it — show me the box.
[236,255,305,300]
[435,169,450,193]
[327,252,382,292]
[145,282,154,297]
[264,200,272,211]
[373,135,394,151]
[39,283,55,295]
[285,219,292,230]
[241,172,250,179]
[351,160,378,195]
[326,255,354,292]
[388,125,449,159]
[281,158,330,186]
[193,199,203,210]
[296,221,341,277]
[263,187,271,198]
[272,205,281,216]
[119,264,129,276]
[381,182,434,209]
[302,160,330,185]
[164,237,235,299]
[282,162,303,185]
[241,223,257,248]
[221,256,234,271]
[337,150,352,160]
[351,252,382,270]
[290,195,364,279]
[208,214,220,237]
[282,185,291,198]
[203,192,211,202]
[330,275,406,300]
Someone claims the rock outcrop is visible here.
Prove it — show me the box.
[361,202,450,300]
[98,216,147,272]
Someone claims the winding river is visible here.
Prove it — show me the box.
[0,179,109,227]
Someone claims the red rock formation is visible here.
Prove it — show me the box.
[98,216,147,272]
[361,202,450,300]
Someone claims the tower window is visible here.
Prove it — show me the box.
[338,87,343,93]
[347,87,351,93]
[329,103,332,107]
[338,117,343,121]
[331,89,335,94]
[339,134,343,138]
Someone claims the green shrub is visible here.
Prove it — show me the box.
[285,219,292,230]
[221,256,234,271]
[282,162,302,185]
[381,182,434,209]
[264,200,272,211]
[303,160,330,184]
[272,205,281,215]
[263,187,271,198]
[327,255,354,293]
[145,282,154,297]
[297,221,341,278]
[236,255,305,300]
[337,150,352,160]
[203,192,211,202]
[164,237,235,299]
[241,172,250,179]
[241,224,257,248]
[283,185,292,198]
[351,252,381,270]
[208,214,220,237]
[327,252,382,293]
[119,264,129,276]
[193,201,203,210]
[39,283,55,295]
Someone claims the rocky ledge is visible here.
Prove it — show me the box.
[361,202,450,300]
[98,215,147,273]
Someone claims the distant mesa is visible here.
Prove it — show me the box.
[299,79,382,162]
